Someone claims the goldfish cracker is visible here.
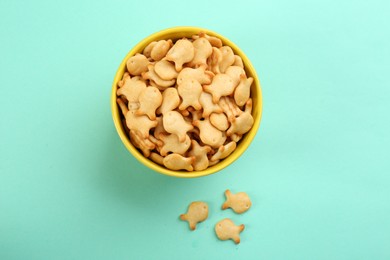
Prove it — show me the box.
[116,76,146,107]
[150,39,173,61]
[136,86,162,120]
[178,79,202,111]
[209,112,229,131]
[199,91,223,118]
[234,74,253,107]
[188,37,213,67]
[193,118,226,148]
[226,99,254,136]
[210,141,236,162]
[162,111,194,142]
[225,66,245,87]
[203,74,236,103]
[126,54,149,76]
[176,66,213,85]
[215,218,245,244]
[154,59,178,80]
[143,41,157,58]
[233,55,244,68]
[165,38,194,71]
[142,64,176,88]
[163,153,195,171]
[156,87,180,115]
[219,46,235,73]
[222,189,252,214]
[180,201,209,230]
[117,72,130,87]
[187,140,212,171]
[159,133,191,156]
[118,98,157,138]
[192,32,223,48]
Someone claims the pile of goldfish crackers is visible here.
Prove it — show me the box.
[116,32,254,171]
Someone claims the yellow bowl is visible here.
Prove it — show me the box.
[111,26,263,178]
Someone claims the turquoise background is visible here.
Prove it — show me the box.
[1,0,389,259]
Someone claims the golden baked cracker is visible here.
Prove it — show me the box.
[178,79,202,111]
[199,91,223,118]
[234,74,253,107]
[163,153,195,171]
[226,99,254,136]
[143,41,157,58]
[159,133,191,156]
[209,112,229,131]
[219,46,235,73]
[156,87,180,115]
[222,189,252,214]
[150,39,173,61]
[203,74,236,103]
[210,141,236,162]
[215,218,245,244]
[126,110,158,138]
[117,76,147,107]
[166,39,195,71]
[180,201,209,230]
[177,66,213,85]
[142,64,176,88]
[154,59,178,80]
[188,37,213,67]
[126,54,149,76]
[193,118,226,148]
[117,72,130,87]
[192,32,223,48]
[136,86,162,120]
[233,55,244,68]
[162,111,194,142]
[187,140,212,171]
[225,65,245,87]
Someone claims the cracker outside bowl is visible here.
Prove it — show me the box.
[111,26,263,178]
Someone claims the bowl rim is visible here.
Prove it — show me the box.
[111,26,263,178]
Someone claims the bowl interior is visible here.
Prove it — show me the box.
[111,26,262,178]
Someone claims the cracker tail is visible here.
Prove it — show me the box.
[222,189,232,209]
[225,189,232,198]
[222,201,229,210]
[189,221,196,231]
[179,214,187,221]
[239,224,245,232]
[233,236,241,244]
